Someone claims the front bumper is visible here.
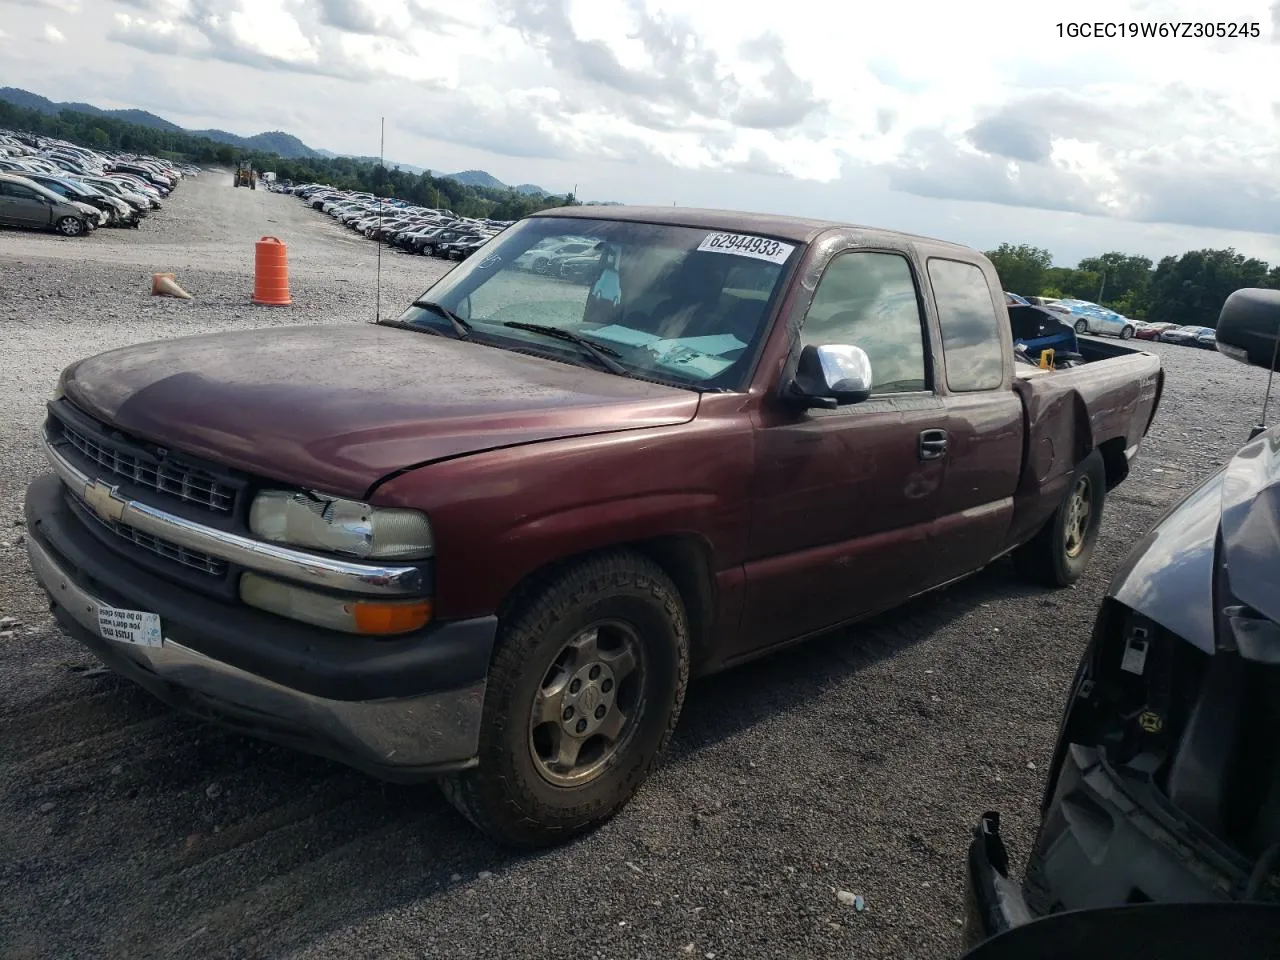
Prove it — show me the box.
[1026,742,1238,909]
[25,473,497,780]
[964,812,1035,949]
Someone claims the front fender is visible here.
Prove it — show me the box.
[1108,468,1225,654]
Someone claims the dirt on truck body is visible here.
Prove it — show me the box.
[24,204,1162,847]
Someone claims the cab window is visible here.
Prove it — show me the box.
[801,251,929,394]
[927,258,1004,392]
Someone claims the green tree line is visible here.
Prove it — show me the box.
[986,243,1280,328]
[0,100,576,222]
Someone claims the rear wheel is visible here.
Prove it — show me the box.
[55,216,85,237]
[440,552,690,848]
[1016,449,1106,587]
[1120,325,1134,340]
[1074,319,1088,334]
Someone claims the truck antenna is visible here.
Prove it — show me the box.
[1252,330,1280,441]
[375,116,385,324]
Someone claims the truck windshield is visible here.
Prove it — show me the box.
[386,216,799,391]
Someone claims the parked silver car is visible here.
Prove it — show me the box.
[0,173,97,236]
[1059,299,1137,339]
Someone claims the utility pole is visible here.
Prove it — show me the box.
[1097,270,1106,303]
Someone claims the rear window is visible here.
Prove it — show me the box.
[927,258,1004,392]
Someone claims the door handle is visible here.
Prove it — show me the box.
[919,428,949,460]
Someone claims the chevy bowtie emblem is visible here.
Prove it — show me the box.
[83,479,126,524]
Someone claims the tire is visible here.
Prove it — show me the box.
[1015,449,1106,587]
[55,216,85,237]
[1074,319,1088,334]
[440,551,690,848]
[1120,325,1134,340]
[533,257,550,275]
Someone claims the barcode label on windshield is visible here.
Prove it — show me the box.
[697,232,794,264]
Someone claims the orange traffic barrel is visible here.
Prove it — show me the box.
[252,236,291,306]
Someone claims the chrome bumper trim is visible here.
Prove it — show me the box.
[26,534,481,770]
[41,430,424,597]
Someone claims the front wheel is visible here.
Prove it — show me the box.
[55,216,85,237]
[1120,325,1134,340]
[1074,319,1088,334]
[440,552,690,848]
[1015,450,1106,586]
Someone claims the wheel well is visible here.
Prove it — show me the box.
[496,535,717,668]
[1097,436,1129,491]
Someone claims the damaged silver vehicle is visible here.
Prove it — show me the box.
[964,287,1280,956]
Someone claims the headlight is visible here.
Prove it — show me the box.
[240,572,432,635]
[249,489,434,560]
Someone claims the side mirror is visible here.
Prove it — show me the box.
[1217,288,1280,369]
[787,344,873,409]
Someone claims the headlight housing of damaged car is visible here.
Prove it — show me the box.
[52,364,71,401]
[248,489,434,560]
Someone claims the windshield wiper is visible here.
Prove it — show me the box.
[502,322,630,376]
[410,299,472,338]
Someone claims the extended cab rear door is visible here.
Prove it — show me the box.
[917,249,1024,583]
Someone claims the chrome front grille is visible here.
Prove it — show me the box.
[70,491,228,577]
[59,420,235,514]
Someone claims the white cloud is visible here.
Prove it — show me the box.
[9,0,80,11]
[226,0,319,66]
[42,23,66,42]
[335,29,458,84]
[0,0,1276,257]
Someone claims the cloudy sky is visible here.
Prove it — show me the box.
[2,0,1278,265]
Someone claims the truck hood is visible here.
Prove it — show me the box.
[63,324,700,498]
[1109,427,1280,653]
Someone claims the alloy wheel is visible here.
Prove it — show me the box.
[1064,475,1092,559]
[528,622,644,787]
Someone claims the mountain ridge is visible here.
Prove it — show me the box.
[0,87,549,194]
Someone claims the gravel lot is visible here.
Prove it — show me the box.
[0,173,1271,960]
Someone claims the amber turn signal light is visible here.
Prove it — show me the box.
[351,599,432,635]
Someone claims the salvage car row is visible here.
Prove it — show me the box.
[281,182,513,261]
[0,130,196,236]
[1005,291,1218,348]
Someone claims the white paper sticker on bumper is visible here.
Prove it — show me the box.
[97,605,163,648]
[696,232,795,264]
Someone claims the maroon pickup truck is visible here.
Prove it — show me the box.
[25,206,1163,846]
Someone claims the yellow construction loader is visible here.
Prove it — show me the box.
[233,162,256,189]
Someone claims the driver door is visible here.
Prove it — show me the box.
[740,249,949,653]
[0,181,47,227]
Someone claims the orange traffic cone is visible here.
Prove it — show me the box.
[252,236,291,306]
[152,273,193,300]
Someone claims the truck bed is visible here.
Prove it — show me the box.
[1008,339,1164,546]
